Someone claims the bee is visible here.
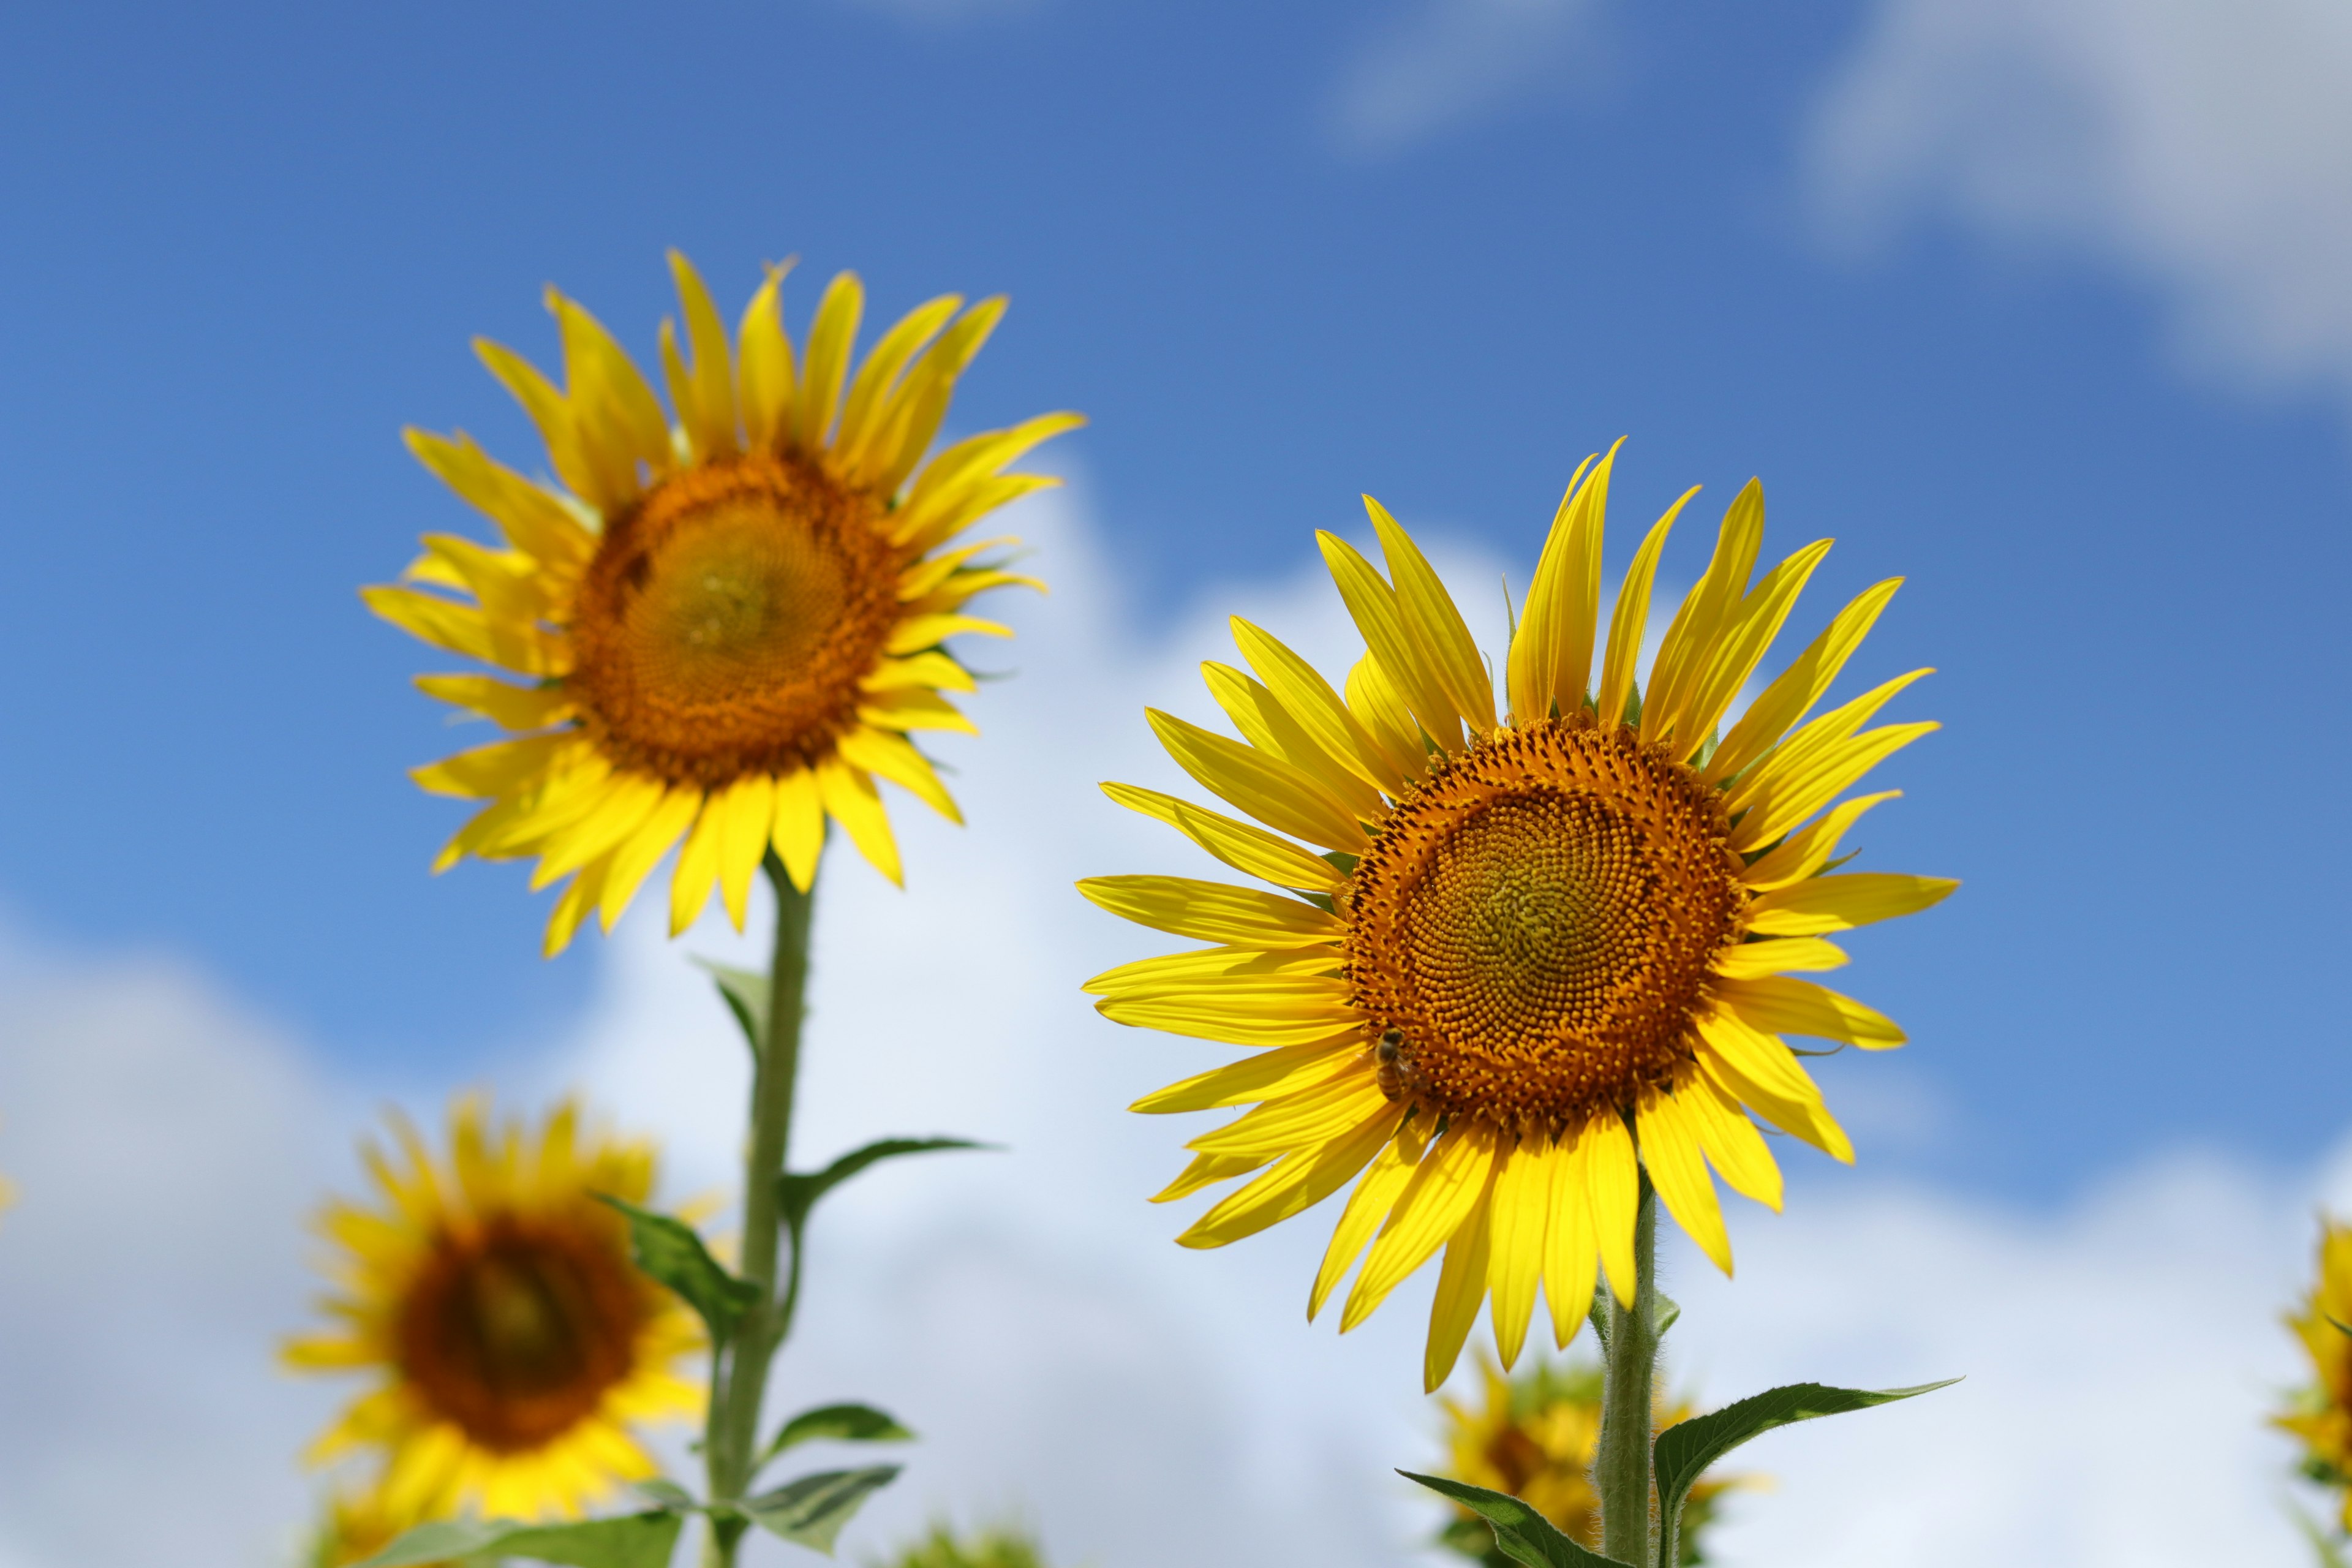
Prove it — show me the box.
[1374,1027,1409,1098]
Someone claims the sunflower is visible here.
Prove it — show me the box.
[304,1487,451,1568]
[2277,1217,2352,1528]
[1436,1355,1742,1566]
[366,253,1082,954]
[284,1096,703,1520]
[1080,445,1954,1389]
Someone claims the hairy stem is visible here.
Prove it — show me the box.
[702,857,816,1567]
[1596,1170,1659,1568]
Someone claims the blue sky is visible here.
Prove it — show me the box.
[2,0,2348,1213]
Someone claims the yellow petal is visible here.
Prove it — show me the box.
[410,734,567,799]
[1177,1101,1403,1250]
[1153,1150,1272,1204]
[1200,662,1387,821]
[1100,782,1343,892]
[1540,1131,1599,1350]
[1506,445,1613,725]
[737,260,799,450]
[1643,479,1763,745]
[664,250,737,462]
[1638,1089,1732,1276]
[1129,1036,1363,1114]
[473,337,607,512]
[529,772,666,889]
[1344,653,1430,783]
[1311,1141,1415,1321]
[1075,874,1343,946]
[862,650,978,695]
[402,429,594,568]
[1365,496,1497,732]
[1584,1113,1640,1307]
[1343,1126,1495,1330]
[1485,1138,1550,1370]
[1186,1072,1395,1158]
[1082,944,1337,995]
[668,795,725,937]
[1317,530,1463,752]
[886,613,1012,656]
[414,674,573,732]
[795,271,864,453]
[835,294,962,470]
[1095,995,1355,1049]
[815,758,900,887]
[1707,577,1904,785]
[1724,668,1932,824]
[716,772,778,932]
[1425,1163,1500,1391]
[363,584,559,677]
[1714,975,1906,1049]
[892,405,1080,541]
[1729,721,1940,853]
[549,288,670,490]
[1711,937,1849,979]
[1664,538,1834,761]
[1693,1009,1853,1163]
[1230,616,1404,795]
[863,298,1013,497]
[598,786,702,933]
[1146,709,1368,854]
[1741,790,1899,891]
[838,727,962,823]
[1594,488,1695,728]
[1746,873,1959,936]
[543,848,617,958]
[769,767,824,893]
[1685,1073,1784,1212]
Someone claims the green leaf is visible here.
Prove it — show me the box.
[760,1402,915,1468]
[1653,1378,1960,1539]
[2293,1504,2352,1568]
[354,1511,684,1568]
[741,1466,901,1555]
[633,1478,700,1512]
[696,960,770,1055]
[596,1194,760,1344]
[1397,1473,1630,1568]
[778,1139,989,1234]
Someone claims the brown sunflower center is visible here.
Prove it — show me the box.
[568,451,902,788]
[1343,714,1746,1136]
[394,1213,647,1453]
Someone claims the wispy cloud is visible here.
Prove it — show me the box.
[0,484,2335,1564]
[1807,0,2352,407]
[1324,0,1604,157]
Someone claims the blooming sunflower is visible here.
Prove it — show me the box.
[1080,445,1954,1389]
[1436,1355,1741,1566]
[284,1096,703,1520]
[2278,1217,2352,1528]
[304,1487,451,1568]
[366,253,1082,954]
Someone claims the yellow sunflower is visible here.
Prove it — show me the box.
[366,252,1082,954]
[1436,1355,1743,1565]
[2278,1217,2352,1528]
[305,1487,451,1568]
[284,1095,703,1520]
[1080,444,1954,1390]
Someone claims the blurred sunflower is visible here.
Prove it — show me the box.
[304,1487,450,1568]
[1081,445,1954,1389]
[2279,1217,2352,1529]
[284,1096,702,1520]
[1436,1355,1743,1566]
[367,252,1082,954]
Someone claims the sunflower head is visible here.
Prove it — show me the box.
[1082,443,1955,1389]
[2277,1217,2352,1526]
[368,253,1082,954]
[284,1095,703,1520]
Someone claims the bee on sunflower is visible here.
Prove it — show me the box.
[1082,443,1956,1566]
[284,1096,701,1522]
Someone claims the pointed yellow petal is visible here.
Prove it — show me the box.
[1130,1036,1363,1114]
[1686,1073,1784,1212]
[1584,1114,1640,1307]
[1746,873,1959,937]
[1540,1132,1599,1350]
[864,298,1014,497]
[815,758,900,887]
[1594,488,1697,728]
[716,772,778,931]
[1711,937,1849,979]
[1485,1139,1550,1370]
[1507,445,1615,724]
[1728,721,1940,853]
[1075,874,1343,946]
[598,786,702,933]
[1145,709,1368,853]
[474,337,608,511]
[1100,782,1343,892]
[1311,1141,1415,1321]
[835,293,961,470]
[1365,496,1497,732]
[1231,617,1404,795]
[1082,944,1336,995]
[402,429,594,568]
[1693,1010,1853,1163]
[1638,1090,1732,1275]
[1706,578,1904,786]
[1344,653,1430,783]
[548,288,671,488]
[1316,530,1463,752]
[1425,1164,1500,1391]
[529,772,666,889]
[1153,1150,1272,1204]
[414,674,573,732]
[543,848,617,958]
[1643,478,1764,744]
[737,260,799,450]
[1663,538,1834,761]
[1178,1101,1403,1250]
[769,766,825,894]
[1095,995,1354,1048]
[1200,662,1387,821]
[665,251,737,462]
[1185,1072,1393,1158]
[794,272,864,453]
[1714,976,1905,1049]
[669,795,725,937]
[837,727,962,823]
[409,734,567,799]
[1724,668,1933,824]
[1343,1126,1495,1330]
[892,405,1080,541]
[1741,791,1899,891]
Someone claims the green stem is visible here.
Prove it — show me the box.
[701,856,816,1567]
[1596,1170,1659,1568]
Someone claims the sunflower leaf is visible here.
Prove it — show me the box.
[1652,1378,1959,1551]
[596,1194,761,1344]
[353,1510,684,1568]
[1396,1472,1630,1568]
[758,1401,915,1469]
[695,960,770,1056]
[634,1478,701,1512]
[777,1139,991,1235]
[741,1466,902,1555]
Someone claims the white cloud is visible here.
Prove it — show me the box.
[1809,0,2352,404]
[0,483,2340,1564]
[1325,0,1604,157]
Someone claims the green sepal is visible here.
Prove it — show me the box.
[1398,1472,1630,1568]
[778,1139,989,1234]
[2328,1314,2352,1340]
[353,1510,684,1568]
[741,1466,902,1555]
[1653,1378,1959,1546]
[2293,1504,2352,1568]
[759,1401,915,1469]
[695,960,769,1057]
[1653,1291,1680,1336]
[1586,1283,1611,1354]
[595,1194,760,1345]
